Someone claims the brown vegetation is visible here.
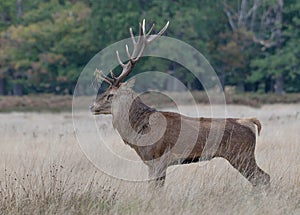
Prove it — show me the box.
[0,94,72,112]
[1,92,300,112]
[0,104,300,214]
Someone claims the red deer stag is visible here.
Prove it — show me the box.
[90,20,270,189]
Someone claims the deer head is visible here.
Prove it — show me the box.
[90,19,169,115]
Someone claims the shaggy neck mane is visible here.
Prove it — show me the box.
[111,89,156,144]
[129,96,155,134]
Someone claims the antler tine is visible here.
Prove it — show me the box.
[125,44,131,59]
[131,21,143,58]
[110,70,116,79]
[129,27,136,45]
[94,68,104,80]
[132,41,146,63]
[156,21,169,37]
[136,22,143,44]
[102,78,113,86]
[142,19,146,37]
[94,68,113,86]
[116,50,125,67]
[146,23,155,37]
[98,69,113,82]
[147,21,169,43]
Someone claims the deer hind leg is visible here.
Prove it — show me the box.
[147,164,167,189]
[227,155,270,188]
[149,174,166,189]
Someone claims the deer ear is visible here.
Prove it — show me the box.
[124,78,136,88]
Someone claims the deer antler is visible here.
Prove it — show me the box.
[95,19,169,87]
[94,68,113,86]
[114,19,169,86]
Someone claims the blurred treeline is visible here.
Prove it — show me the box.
[0,0,299,96]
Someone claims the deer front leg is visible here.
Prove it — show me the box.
[148,167,166,188]
[147,162,168,189]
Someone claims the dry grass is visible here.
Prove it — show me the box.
[0,104,300,214]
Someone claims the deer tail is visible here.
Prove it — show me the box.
[248,118,262,136]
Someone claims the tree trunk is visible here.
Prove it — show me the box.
[274,74,284,94]
[274,0,285,94]
[0,78,6,95]
[238,0,248,28]
[16,0,22,19]
[250,0,260,31]
[13,83,23,96]
[219,69,226,91]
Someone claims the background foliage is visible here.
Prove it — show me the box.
[0,0,299,95]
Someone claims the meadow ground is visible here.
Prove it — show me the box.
[0,104,300,214]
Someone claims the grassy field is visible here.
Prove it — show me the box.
[0,104,300,214]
